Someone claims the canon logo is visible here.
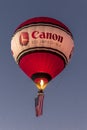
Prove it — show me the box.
[32,31,63,43]
[19,31,63,46]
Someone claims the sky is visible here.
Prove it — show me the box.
[0,0,87,130]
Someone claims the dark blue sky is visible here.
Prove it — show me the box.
[0,0,87,130]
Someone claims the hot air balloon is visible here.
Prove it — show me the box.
[11,17,74,116]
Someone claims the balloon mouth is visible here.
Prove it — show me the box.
[31,73,52,90]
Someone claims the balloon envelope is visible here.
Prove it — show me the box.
[11,17,74,90]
